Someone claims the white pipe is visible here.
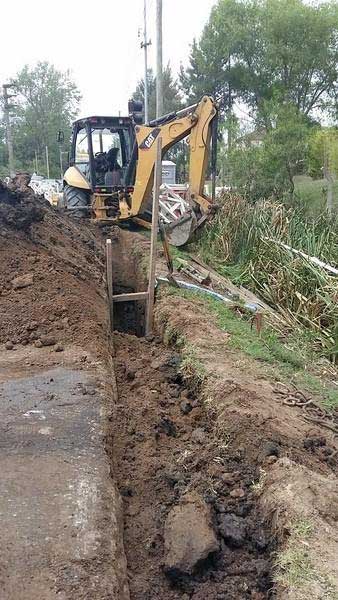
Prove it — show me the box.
[263,237,338,276]
[156,277,260,313]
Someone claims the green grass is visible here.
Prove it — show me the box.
[179,341,207,387]
[162,286,338,410]
[291,518,314,538]
[275,518,315,588]
[160,320,206,388]
[297,372,338,412]
[168,245,193,268]
[208,296,306,370]
[276,545,315,588]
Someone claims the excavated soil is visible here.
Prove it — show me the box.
[108,231,338,599]
[154,295,338,599]
[155,295,338,479]
[1,176,338,599]
[112,332,275,600]
[0,175,108,356]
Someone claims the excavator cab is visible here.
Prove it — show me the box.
[65,116,136,217]
[63,96,218,246]
[71,117,135,187]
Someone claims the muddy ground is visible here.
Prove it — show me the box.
[154,294,338,600]
[112,332,274,599]
[1,177,338,600]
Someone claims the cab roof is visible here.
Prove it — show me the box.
[74,116,132,127]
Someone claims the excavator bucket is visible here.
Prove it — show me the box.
[164,210,197,247]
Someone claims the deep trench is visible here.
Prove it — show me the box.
[108,232,276,600]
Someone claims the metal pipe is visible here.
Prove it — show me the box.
[148,103,199,127]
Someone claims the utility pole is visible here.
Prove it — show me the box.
[146,136,162,335]
[2,83,16,177]
[156,0,163,119]
[141,0,151,123]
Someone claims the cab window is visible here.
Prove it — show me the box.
[92,128,122,164]
[75,128,90,163]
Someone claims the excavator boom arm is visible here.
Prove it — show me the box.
[130,96,218,218]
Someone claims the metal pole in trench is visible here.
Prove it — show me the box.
[146,136,162,335]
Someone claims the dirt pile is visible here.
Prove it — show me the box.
[0,176,107,356]
[260,459,338,600]
[0,174,45,231]
[2,179,337,600]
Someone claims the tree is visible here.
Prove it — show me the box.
[308,128,338,216]
[11,62,81,178]
[228,104,311,200]
[132,65,182,121]
[181,0,338,123]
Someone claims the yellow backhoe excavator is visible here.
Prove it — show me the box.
[62,95,218,246]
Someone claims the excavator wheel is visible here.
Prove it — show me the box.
[165,211,197,247]
[64,185,89,218]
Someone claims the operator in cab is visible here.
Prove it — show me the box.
[105,147,122,186]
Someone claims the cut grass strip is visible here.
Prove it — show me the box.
[162,286,338,410]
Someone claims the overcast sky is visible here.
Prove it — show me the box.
[0,0,215,117]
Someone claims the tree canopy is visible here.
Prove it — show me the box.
[1,61,81,178]
[181,0,338,123]
[228,104,312,199]
[308,128,338,215]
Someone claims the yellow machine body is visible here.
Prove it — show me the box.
[63,96,218,243]
[64,166,91,190]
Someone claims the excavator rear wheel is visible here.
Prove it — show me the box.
[63,185,89,218]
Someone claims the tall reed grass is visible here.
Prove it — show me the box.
[197,193,338,360]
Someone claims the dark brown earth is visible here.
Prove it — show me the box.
[112,332,275,600]
[155,294,338,479]
[1,177,337,599]
[0,175,108,355]
[0,173,44,231]
[154,294,338,599]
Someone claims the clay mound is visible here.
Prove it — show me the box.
[0,174,45,231]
